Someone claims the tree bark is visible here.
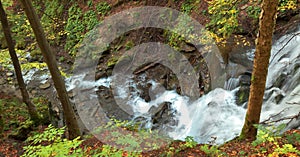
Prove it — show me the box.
[240,0,279,140]
[18,0,81,139]
[0,1,40,124]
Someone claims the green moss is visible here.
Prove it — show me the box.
[125,40,134,50]
[107,56,119,67]
[239,91,245,103]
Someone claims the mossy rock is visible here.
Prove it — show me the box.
[236,86,250,106]
[29,48,43,62]
[107,56,119,68]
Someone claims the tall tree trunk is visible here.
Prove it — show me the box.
[18,0,81,139]
[240,0,279,140]
[0,1,40,124]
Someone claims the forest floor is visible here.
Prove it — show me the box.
[1,0,300,156]
[0,97,299,157]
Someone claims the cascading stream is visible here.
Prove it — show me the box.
[24,26,300,145]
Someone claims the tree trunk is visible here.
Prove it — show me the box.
[240,0,279,141]
[18,0,81,139]
[0,1,40,124]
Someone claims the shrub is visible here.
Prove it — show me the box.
[22,124,83,157]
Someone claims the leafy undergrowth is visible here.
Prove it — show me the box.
[18,126,300,157]
[1,97,299,157]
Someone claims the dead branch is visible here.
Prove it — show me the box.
[261,110,300,126]
[260,108,288,125]
[270,32,300,64]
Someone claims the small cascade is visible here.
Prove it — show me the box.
[224,77,239,90]
[66,27,300,145]
[260,27,300,129]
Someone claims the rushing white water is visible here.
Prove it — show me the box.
[64,27,300,145]
[24,26,300,145]
[260,27,300,129]
[168,88,246,144]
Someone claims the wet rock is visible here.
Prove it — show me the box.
[6,72,14,77]
[275,94,284,104]
[39,82,51,89]
[273,73,287,88]
[148,102,168,117]
[68,91,76,98]
[95,71,107,80]
[179,42,196,53]
[239,73,251,86]
[31,90,38,95]
[235,86,250,106]
[151,102,175,126]
[149,84,166,100]
[97,86,131,120]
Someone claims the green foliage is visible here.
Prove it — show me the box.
[200,145,221,157]
[0,0,13,48]
[96,2,111,16]
[65,4,85,56]
[10,12,34,49]
[251,124,300,156]
[21,62,48,71]
[9,119,34,136]
[8,0,65,49]
[164,17,196,50]
[184,136,197,148]
[96,145,140,157]
[207,0,297,40]
[207,0,239,38]
[0,49,13,70]
[0,98,29,132]
[32,97,50,124]
[83,10,99,31]
[181,0,193,14]
[246,5,261,19]
[165,31,185,50]
[65,2,111,56]
[278,0,297,11]
[285,131,300,145]
[272,144,300,156]
[22,124,83,157]
[98,145,123,157]
[1,0,12,9]
[39,0,65,45]
[0,48,47,72]
[94,118,167,152]
[252,124,285,146]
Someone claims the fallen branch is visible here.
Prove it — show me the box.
[261,110,300,127]
[286,101,300,105]
[133,61,160,75]
[260,108,288,125]
[270,32,300,64]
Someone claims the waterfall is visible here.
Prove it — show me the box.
[67,27,300,145]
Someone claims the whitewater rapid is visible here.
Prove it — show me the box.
[24,27,300,145]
